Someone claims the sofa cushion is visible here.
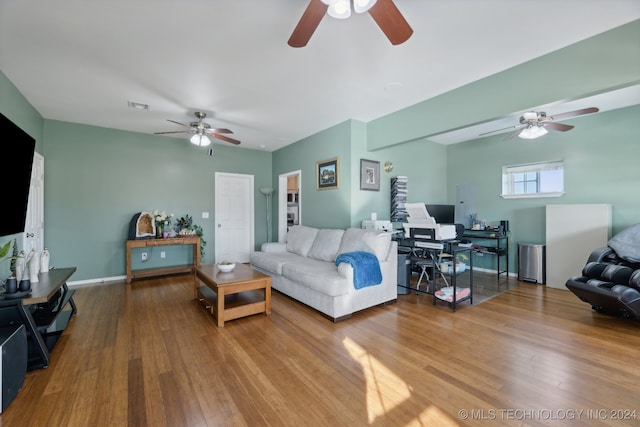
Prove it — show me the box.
[307,229,345,262]
[281,257,349,297]
[250,251,300,276]
[286,225,319,257]
[337,228,390,261]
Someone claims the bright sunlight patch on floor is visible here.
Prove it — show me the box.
[343,336,412,423]
[343,336,461,426]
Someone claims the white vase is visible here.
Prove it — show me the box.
[40,248,50,273]
[15,250,25,282]
[27,249,40,283]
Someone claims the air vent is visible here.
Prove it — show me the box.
[127,101,150,110]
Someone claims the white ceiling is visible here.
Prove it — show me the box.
[1,1,639,151]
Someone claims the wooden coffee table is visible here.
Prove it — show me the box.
[194,263,271,327]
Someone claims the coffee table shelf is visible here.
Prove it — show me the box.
[194,263,271,327]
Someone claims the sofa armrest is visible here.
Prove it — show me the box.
[261,242,287,253]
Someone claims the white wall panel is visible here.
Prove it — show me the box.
[545,204,611,289]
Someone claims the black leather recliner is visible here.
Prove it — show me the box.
[566,225,640,320]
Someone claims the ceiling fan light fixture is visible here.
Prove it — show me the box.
[327,0,351,19]
[354,0,377,13]
[190,133,211,147]
[519,125,548,140]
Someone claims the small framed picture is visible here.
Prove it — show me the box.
[316,157,339,190]
[360,159,380,191]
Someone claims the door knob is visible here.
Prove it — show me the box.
[26,233,34,238]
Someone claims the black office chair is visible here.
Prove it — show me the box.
[409,228,449,293]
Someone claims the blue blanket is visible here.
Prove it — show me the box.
[335,251,382,289]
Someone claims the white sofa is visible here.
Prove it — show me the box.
[249,225,398,322]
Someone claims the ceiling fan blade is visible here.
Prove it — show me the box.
[166,119,189,127]
[504,128,524,141]
[545,122,574,132]
[288,0,328,48]
[549,107,599,121]
[368,0,413,45]
[206,128,233,134]
[154,131,188,135]
[212,133,241,145]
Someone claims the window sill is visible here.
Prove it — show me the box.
[500,192,565,199]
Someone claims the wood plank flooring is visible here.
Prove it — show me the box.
[1,271,638,427]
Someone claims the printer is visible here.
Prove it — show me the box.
[402,203,457,240]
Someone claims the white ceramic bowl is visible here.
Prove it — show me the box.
[217,263,236,272]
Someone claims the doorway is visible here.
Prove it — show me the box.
[278,170,301,243]
[214,172,254,263]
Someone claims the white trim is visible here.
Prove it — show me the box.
[68,275,125,287]
[500,192,565,199]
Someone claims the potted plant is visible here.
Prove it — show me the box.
[1,239,23,281]
[175,214,206,257]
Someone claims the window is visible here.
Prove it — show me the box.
[501,160,564,198]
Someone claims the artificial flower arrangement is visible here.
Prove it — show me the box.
[153,210,174,228]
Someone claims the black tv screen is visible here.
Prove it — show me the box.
[425,204,455,224]
[0,113,35,237]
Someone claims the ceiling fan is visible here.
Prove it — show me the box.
[154,112,241,147]
[288,0,413,48]
[480,107,600,141]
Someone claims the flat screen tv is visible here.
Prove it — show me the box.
[425,204,455,224]
[0,113,35,237]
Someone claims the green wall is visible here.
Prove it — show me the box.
[272,120,353,229]
[41,120,272,280]
[446,105,640,270]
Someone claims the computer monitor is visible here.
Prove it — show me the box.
[425,204,455,224]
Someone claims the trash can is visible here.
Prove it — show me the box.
[518,243,546,284]
[397,252,411,294]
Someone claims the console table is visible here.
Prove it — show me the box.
[0,267,77,370]
[462,229,509,279]
[126,236,200,284]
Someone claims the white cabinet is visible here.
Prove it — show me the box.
[545,204,611,289]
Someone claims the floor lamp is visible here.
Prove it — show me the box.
[260,187,274,242]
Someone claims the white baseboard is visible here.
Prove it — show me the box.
[68,275,125,287]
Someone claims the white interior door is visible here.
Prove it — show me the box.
[23,152,44,254]
[215,172,254,263]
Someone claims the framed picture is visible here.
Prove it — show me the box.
[360,159,380,191]
[316,157,339,190]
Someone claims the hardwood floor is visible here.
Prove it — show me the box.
[2,272,638,427]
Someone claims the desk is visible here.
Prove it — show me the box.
[396,234,474,311]
[126,236,200,284]
[462,230,509,280]
[0,267,77,370]
[433,245,473,312]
